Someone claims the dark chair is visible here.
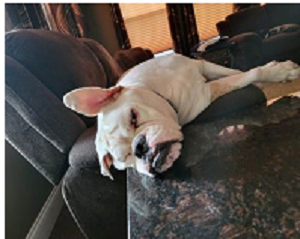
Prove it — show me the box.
[216,4,300,70]
[5,29,153,238]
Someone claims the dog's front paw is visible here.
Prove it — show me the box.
[261,60,300,83]
[261,61,300,83]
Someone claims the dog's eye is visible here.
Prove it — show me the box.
[130,109,138,128]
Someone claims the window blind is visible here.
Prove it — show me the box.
[193,3,233,41]
[119,3,172,53]
[119,4,234,53]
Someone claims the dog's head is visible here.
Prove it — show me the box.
[63,86,183,179]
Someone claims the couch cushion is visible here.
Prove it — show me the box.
[264,23,300,39]
[62,167,126,239]
[69,125,99,168]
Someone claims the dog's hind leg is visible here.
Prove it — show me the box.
[199,60,242,80]
[209,60,300,102]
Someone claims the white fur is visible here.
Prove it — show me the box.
[64,54,300,179]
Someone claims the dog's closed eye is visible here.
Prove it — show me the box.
[130,109,139,128]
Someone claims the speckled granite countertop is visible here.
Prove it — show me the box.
[127,95,300,239]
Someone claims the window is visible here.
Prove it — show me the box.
[120,4,234,54]
[193,3,233,40]
[119,3,172,53]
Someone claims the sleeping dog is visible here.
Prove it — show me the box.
[63,54,300,179]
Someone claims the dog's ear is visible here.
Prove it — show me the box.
[96,136,114,180]
[100,154,114,180]
[63,86,124,117]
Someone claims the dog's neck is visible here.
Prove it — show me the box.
[118,59,211,125]
[124,86,179,122]
[118,81,210,125]
[150,89,178,114]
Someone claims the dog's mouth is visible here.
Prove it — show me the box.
[132,133,183,176]
[146,140,178,174]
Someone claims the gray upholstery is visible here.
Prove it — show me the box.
[68,126,99,168]
[5,29,122,184]
[216,4,300,70]
[79,38,122,88]
[5,30,120,100]
[5,53,85,184]
[63,167,127,239]
[6,55,86,154]
[64,126,127,239]
[6,102,69,183]
[5,29,153,238]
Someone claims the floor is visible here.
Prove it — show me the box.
[49,79,299,239]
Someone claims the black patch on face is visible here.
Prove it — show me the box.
[133,135,149,159]
[151,141,174,173]
[133,135,179,174]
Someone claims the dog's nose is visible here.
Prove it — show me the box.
[133,135,149,159]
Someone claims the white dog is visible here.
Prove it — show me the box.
[63,54,300,179]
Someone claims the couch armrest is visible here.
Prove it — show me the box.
[6,55,87,153]
[5,56,87,184]
[229,32,263,70]
[216,20,233,37]
[229,32,262,44]
[6,102,69,184]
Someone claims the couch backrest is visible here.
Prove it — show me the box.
[217,4,300,37]
[225,5,270,36]
[5,29,123,127]
[5,30,121,101]
[264,4,300,27]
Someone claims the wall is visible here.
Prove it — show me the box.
[80,3,120,55]
[5,141,53,239]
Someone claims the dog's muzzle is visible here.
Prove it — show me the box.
[133,134,176,174]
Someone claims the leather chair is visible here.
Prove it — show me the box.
[5,29,153,238]
[216,4,300,70]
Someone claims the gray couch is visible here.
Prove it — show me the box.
[5,29,153,238]
[5,29,266,238]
